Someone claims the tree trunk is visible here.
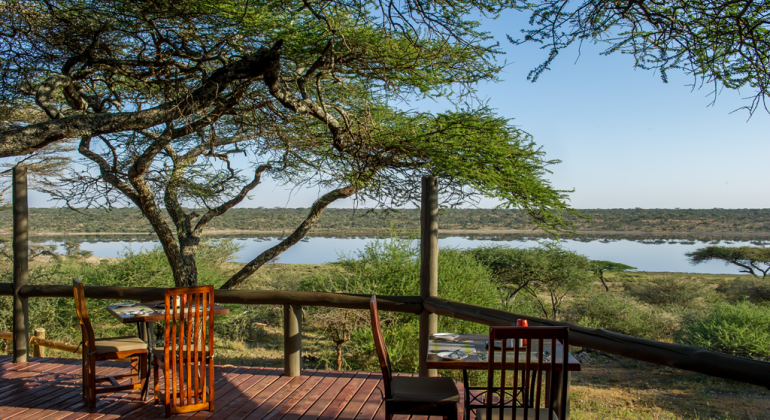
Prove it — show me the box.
[177,239,200,287]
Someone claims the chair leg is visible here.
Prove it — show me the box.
[153,359,160,404]
[86,357,97,408]
[130,356,139,384]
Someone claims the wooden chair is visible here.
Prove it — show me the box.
[369,295,460,420]
[73,279,148,407]
[153,285,215,418]
[474,326,570,420]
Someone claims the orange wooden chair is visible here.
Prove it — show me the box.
[370,295,460,420]
[153,285,215,417]
[475,326,570,420]
[73,279,148,407]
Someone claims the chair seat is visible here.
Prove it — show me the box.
[94,336,147,354]
[474,407,559,420]
[390,376,460,403]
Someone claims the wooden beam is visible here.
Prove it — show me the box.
[424,296,770,389]
[0,283,423,314]
[12,165,29,363]
[283,304,302,377]
[419,176,438,377]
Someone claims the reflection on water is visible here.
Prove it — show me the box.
[32,233,769,275]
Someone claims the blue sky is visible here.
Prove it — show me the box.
[27,11,770,209]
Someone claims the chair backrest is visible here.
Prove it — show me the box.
[163,285,215,410]
[73,279,96,353]
[369,295,393,398]
[486,326,569,420]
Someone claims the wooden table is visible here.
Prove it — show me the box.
[106,301,229,399]
[425,334,581,420]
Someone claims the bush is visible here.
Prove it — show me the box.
[565,292,678,342]
[678,301,770,360]
[301,235,504,373]
[625,275,716,309]
[0,241,241,354]
[715,278,770,304]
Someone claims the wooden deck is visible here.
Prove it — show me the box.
[0,356,468,420]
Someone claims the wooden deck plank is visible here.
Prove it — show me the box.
[112,366,243,420]
[0,365,126,420]
[0,359,462,420]
[317,372,369,420]
[334,373,382,420]
[205,368,284,420]
[297,372,358,420]
[254,370,328,420]
[182,367,266,420]
[238,370,327,420]
[274,372,342,420]
[227,373,312,420]
[353,381,384,420]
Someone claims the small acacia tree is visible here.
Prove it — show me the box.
[591,260,636,291]
[686,246,770,278]
[470,242,594,319]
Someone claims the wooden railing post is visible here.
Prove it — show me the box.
[33,328,45,357]
[419,176,439,377]
[284,304,302,377]
[12,165,29,363]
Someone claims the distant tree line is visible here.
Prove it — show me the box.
[0,208,768,235]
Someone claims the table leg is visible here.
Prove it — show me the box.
[139,322,155,401]
[551,371,571,420]
[462,370,470,420]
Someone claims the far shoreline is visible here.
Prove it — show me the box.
[3,229,770,237]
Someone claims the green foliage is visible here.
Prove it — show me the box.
[679,301,770,360]
[687,246,770,278]
[715,278,770,304]
[625,275,716,310]
[0,240,241,354]
[513,1,770,115]
[300,234,502,373]
[566,293,678,342]
[591,260,636,291]
[468,242,594,319]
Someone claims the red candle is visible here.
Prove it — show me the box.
[517,319,528,348]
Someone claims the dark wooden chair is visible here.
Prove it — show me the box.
[153,285,215,417]
[73,279,148,407]
[474,326,570,420]
[369,294,460,420]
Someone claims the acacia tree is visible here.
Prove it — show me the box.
[511,1,770,115]
[590,260,636,291]
[0,0,578,288]
[687,246,770,278]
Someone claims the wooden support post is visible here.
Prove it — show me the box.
[33,328,45,357]
[12,165,29,363]
[419,176,438,377]
[283,304,302,377]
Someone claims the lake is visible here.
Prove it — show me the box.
[36,233,770,275]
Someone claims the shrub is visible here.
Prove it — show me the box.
[0,240,241,354]
[678,301,770,360]
[715,278,770,304]
[565,292,678,342]
[625,275,716,309]
[301,235,504,373]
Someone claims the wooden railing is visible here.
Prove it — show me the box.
[1,282,770,390]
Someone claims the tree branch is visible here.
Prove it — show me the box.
[0,41,283,158]
[220,184,357,289]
